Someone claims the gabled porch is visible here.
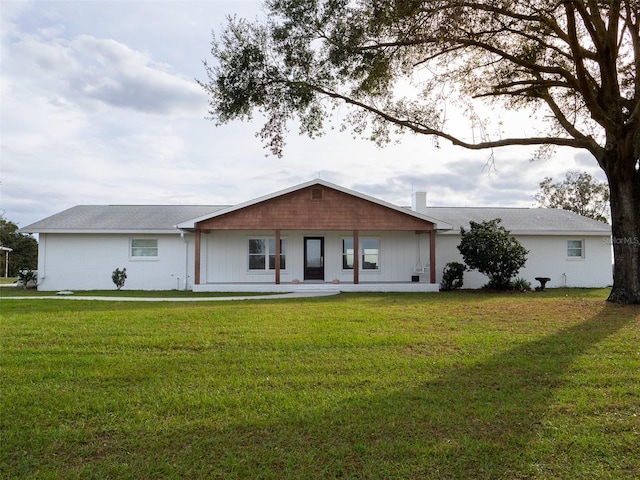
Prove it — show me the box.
[177,180,451,291]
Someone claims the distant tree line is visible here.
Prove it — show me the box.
[0,215,37,277]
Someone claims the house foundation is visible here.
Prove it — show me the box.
[192,281,440,293]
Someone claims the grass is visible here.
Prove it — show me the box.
[0,288,280,297]
[1,290,639,479]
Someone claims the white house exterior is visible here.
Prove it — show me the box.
[20,180,613,292]
[421,207,613,288]
[23,205,221,291]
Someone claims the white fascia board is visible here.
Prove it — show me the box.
[18,229,183,235]
[438,229,611,236]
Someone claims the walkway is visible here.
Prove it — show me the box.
[3,290,341,302]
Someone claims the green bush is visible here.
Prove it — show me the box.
[441,262,465,290]
[16,270,37,289]
[112,268,127,290]
[458,219,529,290]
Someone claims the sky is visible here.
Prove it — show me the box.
[1,0,608,230]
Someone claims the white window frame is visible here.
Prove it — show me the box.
[248,238,286,271]
[342,238,354,270]
[130,238,158,260]
[341,237,381,271]
[362,237,380,270]
[567,239,585,259]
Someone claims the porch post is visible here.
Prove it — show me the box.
[194,228,201,285]
[429,229,436,284]
[275,229,281,285]
[353,230,359,284]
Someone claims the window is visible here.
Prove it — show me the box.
[342,238,354,269]
[567,240,584,258]
[248,239,266,270]
[131,239,158,257]
[362,238,380,270]
[268,238,286,270]
[249,238,286,270]
[342,237,380,270]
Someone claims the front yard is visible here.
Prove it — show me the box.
[1,290,638,479]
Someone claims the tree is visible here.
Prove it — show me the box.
[0,216,37,277]
[535,171,610,222]
[458,219,529,290]
[201,1,640,303]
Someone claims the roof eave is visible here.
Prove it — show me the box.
[19,228,183,235]
[439,229,611,236]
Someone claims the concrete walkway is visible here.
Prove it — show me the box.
[3,290,341,302]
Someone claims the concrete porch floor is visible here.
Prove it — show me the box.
[192,282,440,293]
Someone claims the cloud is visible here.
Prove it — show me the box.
[69,35,204,114]
[3,26,203,116]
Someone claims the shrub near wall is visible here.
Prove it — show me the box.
[441,262,465,290]
[458,219,528,289]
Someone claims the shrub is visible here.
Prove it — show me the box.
[510,277,532,292]
[17,269,37,289]
[112,268,127,290]
[458,219,529,290]
[441,262,465,291]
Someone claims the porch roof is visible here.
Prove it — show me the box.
[177,179,452,231]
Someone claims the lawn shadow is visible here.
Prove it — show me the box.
[213,305,637,479]
[320,306,635,478]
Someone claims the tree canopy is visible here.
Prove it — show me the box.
[0,216,38,277]
[202,0,640,303]
[203,0,638,159]
[535,170,610,222]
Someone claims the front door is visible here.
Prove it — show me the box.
[304,237,324,280]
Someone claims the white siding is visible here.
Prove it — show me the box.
[36,230,612,291]
[201,230,427,284]
[436,234,613,289]
[37,233,194,291]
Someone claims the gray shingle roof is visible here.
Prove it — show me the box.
[423,207,611,235]
[20,205,229,233]
[20,199,611,236]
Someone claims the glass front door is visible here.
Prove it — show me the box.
[304,237,324,280]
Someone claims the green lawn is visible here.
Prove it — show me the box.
[1,291,638,479]
[0,287,279,297]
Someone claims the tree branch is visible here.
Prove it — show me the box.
[309,83,593,151]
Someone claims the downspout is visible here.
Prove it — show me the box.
[181,231,189,291]
[194,228,201,285]
[39,234,46,287]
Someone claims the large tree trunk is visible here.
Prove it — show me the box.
[603,149,640,304]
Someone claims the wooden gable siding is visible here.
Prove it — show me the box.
[196,185,434,231]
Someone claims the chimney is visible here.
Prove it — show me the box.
[414,191,427,214]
